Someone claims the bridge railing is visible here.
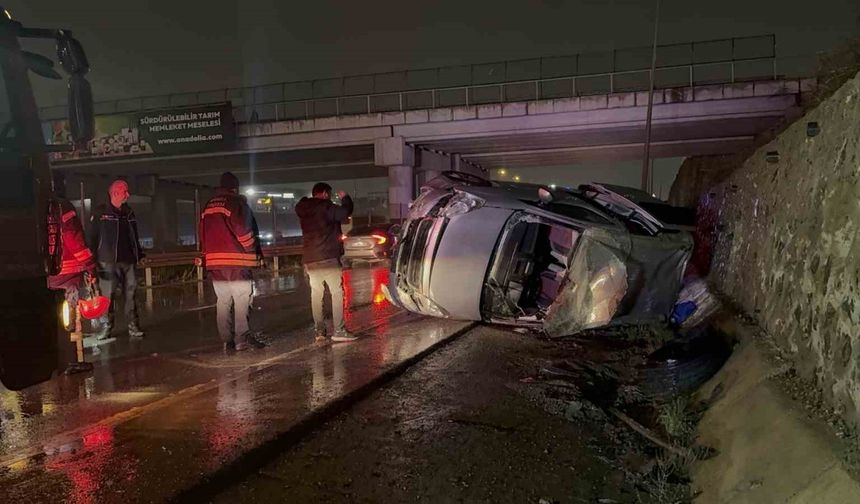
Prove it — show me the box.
[41,34,811,124]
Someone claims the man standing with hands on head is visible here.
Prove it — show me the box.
[296,182,356,343]
[90,178,146,341]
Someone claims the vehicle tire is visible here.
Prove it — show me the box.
[636,329,733,402]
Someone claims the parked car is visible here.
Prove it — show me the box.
[342,223,400,267]
[382,171,697,336]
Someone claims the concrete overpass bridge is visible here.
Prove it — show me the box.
[44,35,813,243]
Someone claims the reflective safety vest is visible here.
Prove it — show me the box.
[48,199,96,278]
[200,189,260,269]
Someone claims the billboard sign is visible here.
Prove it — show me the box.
[45,102,235,162]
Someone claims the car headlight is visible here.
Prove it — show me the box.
[441,191,485,219]
[61,300,72,330]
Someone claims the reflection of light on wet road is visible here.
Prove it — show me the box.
[43,424,138,504]
[206,374,254,470]
[343,265,392,331]
[310,347,347,412]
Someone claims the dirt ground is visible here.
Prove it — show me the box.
[214,324,719,503]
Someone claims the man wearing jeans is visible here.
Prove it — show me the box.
[296,182,356,343]
[200,172,265,352]
[90,179,146,341]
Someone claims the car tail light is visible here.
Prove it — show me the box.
[371,234,387,245]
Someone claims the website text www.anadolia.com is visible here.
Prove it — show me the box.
[156,133,223,145]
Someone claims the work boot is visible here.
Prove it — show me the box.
[128,323,145,340]
[314,329,327,343]
[247,335,267,349]
[331,330,358,342]
[234,342,253,352]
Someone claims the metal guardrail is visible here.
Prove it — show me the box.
[142,244,303,287]
[40,34,805,124]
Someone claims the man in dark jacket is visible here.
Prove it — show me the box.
[295,182,356,342]
[200,172,265,352]
[90,179,146,340]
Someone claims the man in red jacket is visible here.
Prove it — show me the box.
[200,172,265,352]
[47,173,97,310]
[47,172,100,370]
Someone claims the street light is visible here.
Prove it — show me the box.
[513,175,521,182]
[641,0,661,193]
[498,168,507,176]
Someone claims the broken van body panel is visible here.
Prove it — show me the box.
[543,227,630,336]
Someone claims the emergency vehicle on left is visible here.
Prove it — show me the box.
[0,6,98,389]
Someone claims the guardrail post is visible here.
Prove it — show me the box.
[145,267,153,288]
[197,266,204,282]
[273,256,279,278]
[146,286,153,313]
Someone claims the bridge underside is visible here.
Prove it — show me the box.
[417,114,779,168]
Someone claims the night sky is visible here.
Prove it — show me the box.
[12,0,859,105]
[9,0,859,193]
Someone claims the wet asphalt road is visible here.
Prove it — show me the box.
[215,325,629,504]
[0,264,476,503]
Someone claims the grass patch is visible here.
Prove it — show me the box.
[658,397,695,444]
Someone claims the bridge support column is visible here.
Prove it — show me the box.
[416,149,450,187]
[149,177,179,252]
[374,137,415,222]
[387,165,414,221]
[452,153,486,178]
